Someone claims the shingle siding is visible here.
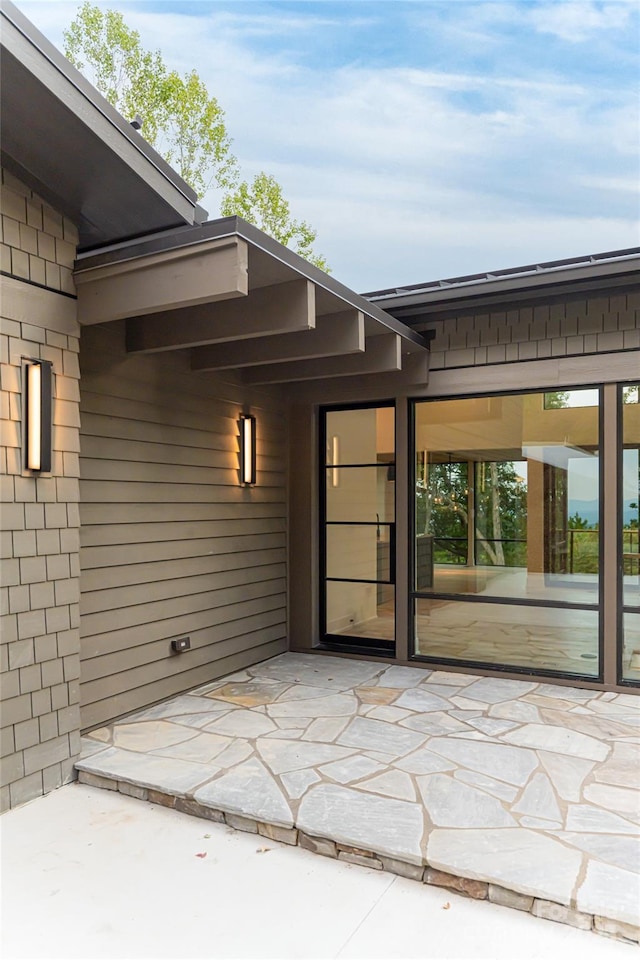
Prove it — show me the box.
[0,168,80,811]
[423,290,639,371]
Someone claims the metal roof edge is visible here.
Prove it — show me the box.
[364,248,640,308]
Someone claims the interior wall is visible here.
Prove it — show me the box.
[79,322,288,730]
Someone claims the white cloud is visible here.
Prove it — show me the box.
[529,0,633,43]
[15,0,640,290]
[195,9,377,37]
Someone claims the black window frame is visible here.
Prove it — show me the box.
[319,400,397,657]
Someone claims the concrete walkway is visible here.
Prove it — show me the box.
[74,654,639,943]
[1,783,633,959]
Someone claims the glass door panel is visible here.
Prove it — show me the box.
[322,404,395,653]
[621,384,639,683]
[326,523,394,582]
[326,466,395,523]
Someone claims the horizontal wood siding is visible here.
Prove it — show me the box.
[79,321,288,730]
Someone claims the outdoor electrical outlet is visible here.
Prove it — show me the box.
[171,637,190,653]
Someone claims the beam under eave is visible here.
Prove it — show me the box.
[287,349,430,403]
[126,278,315,354]
[240,332,402,384]
[75,237,248,326]
[191,310,364,371]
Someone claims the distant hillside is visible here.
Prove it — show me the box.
[570,500,639,527]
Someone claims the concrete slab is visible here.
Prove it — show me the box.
[0,784,632,960]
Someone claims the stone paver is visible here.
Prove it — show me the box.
[512,772,562,821]
[426,828,583,906]
[426,737,539,786]
[577,860,640,927]
[297,783,424,864]
[194,756,293,827]
[76,652,640,942]
[77,747,214,796]
[418,773,516,827]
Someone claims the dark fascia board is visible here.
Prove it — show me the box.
[75,216,431,350]
[1,1,201,246]
[366,249,640,318]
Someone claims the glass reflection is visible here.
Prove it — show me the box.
[414,391,600,603]
[413,389,600,676]
[414,598,599,676]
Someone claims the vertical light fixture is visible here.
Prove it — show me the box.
[331,435,340,487]
[25,359,52,473]
[239,414,256,485]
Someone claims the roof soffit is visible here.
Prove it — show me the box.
[0,2,199,247]
[73,218,430,387]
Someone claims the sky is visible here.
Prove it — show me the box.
[16,0,640,292]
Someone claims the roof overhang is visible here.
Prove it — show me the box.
[366,249,640,322]
[74,217,431,388]
[0,1,203,249]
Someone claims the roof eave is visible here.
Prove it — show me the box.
[1,1,202,247]
[365,250,640,314]
[75,216,431,350]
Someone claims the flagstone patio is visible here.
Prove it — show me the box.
[75,653,640,943]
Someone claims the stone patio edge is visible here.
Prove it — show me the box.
[75,769,640,946]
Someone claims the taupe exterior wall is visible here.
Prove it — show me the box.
[421,289,639,372]
[79,322,288,730]
[0,168,81,811]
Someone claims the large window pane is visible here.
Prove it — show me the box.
[413,389,600,677]
[414,598,599,677]
[621,384,639,682]
[414,391,600,603]
[622,612,640,682]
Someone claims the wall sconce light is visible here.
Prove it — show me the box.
[25,359,52,473]
[239,414,256,485]
[331,435,340,487]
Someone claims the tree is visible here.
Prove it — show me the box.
[221,173,329,271]
[544,391,570,409]
[474,460,527,565]
[568,512,591,530]
[63,3,328,268]
[64,3,235,198]
[416,459,528,566]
